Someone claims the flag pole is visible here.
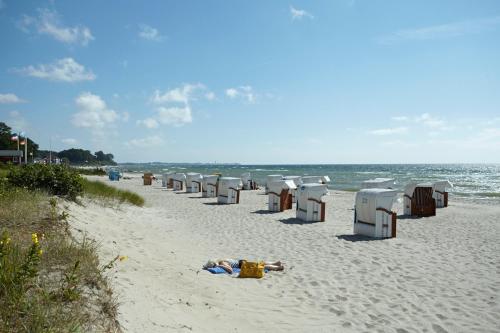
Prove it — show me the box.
[25,136,28,165]
[17,133,20,164]
[49,137,52,165]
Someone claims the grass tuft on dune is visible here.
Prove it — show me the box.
[83,178,145,207]
[0,185,120,332]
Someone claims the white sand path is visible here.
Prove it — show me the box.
[66,175,500,333]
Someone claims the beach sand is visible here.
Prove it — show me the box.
[66,175,500,333]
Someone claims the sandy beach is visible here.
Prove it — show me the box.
[66,174,500,333]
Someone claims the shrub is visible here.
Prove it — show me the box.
[6,164,83,200]
[73,167,107,176]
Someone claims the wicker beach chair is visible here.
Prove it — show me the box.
[268,180,296,212]
[404,184,436,217]
[143,173,153,186]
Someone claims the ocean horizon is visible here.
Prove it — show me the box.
[116,163,500,202]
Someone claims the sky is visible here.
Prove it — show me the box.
[1,0,500,164]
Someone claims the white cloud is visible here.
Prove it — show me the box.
[61,138,77,145]
[140,83,208,128]
[290,6,314,20]
[138,24,164,41]
[126,135,164,148]
[369,127,408,135]
[391,113,450,130]
[225,85,256,103]
[151,83,204,104]
[377,16,500,44]
[18,8,94,46]
[205,92,216,101]
[414,113,446,129]
[72,92,118,129]
[0,93,26,104]
[13,58,96,82]
[225,88,238,98]
[157,106,192,126]
[137,118,159,129]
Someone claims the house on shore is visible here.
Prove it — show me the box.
[0,150,23,164]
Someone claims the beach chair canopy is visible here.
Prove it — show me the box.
[433,180,453,191]
[283,176,302,186]
[301,176,323,184]
[297,183,328,201]
[172,173,186,181]
[355,189,397,224]
[202,175,219,183]
[361,178,395,189]
[267,180,297,194]
[266,175,283,185]
[218,177,242,188]
[186,172,203,181]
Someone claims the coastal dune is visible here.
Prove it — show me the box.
[67,175,500,332]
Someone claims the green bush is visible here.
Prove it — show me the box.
[73,167,107,176]
[6,164,83,200]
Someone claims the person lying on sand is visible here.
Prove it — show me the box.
[203,259,284,274]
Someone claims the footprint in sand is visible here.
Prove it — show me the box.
[335,295,348,302]
[435,313,447,320]
[432,323,448,333]
[329,307,345,316]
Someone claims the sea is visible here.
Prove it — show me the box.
[117,163,500,203]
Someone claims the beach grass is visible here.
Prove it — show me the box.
[0,186,120,332]
[83,178,145,207]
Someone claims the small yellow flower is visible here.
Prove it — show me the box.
[31,233,39,244]
[38,249,43,256]
[5,238,10,245]
[119,255,128,262]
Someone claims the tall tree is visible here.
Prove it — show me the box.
[58,148,97,164]
[0,122,16,150]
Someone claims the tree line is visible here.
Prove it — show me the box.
[0,122,116,165]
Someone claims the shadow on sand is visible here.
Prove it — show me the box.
[251,210,275,215]
[203,202,222,206]
[336,234,380,242]
[278,217,321,225]
[397,214,423,220]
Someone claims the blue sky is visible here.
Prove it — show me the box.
[1,0,499,163]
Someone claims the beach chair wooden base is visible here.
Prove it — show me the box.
[354,208,396,238]
[435,190,449,208]
[297,198,326,222]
